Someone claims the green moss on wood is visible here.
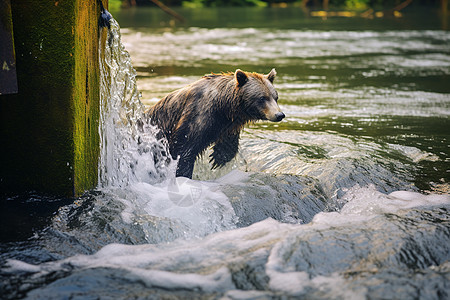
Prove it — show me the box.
[0,0,106,197]
[73,1,101,196]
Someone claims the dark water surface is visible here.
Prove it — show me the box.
[1,7,449,300]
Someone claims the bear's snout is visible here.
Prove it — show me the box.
[274,112,285,122]
[266,110,285,122]
[263,98,284,122]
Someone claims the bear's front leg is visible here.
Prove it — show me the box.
[210,132,240,169]
[175,149,196,178]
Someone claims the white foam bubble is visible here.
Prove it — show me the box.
[5,260,42,273]
[126,266,233,292]
[312,185,450,227]
[107,177,238,240]
[222,290,272,300]
[388,143,440,163]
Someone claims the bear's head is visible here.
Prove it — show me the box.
[235,69,285,122]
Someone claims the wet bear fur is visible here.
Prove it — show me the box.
[146,69,284,179]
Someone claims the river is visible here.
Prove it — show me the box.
[1,6,449,299]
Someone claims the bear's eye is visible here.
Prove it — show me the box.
[258,96,267,103]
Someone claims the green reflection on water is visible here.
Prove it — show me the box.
[112,6,450,31]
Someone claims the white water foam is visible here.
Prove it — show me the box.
[6,186,449,298]
[109,178,238,239]
[312,185,450,227]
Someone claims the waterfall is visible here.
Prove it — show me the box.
[98,18,175,188]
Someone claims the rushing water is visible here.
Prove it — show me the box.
[1,7,450,300]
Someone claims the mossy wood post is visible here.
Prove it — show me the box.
[0,0,18,95]
[0,0,108,197]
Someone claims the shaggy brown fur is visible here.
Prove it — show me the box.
[146,69,284,178]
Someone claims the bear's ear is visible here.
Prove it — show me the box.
[235,69,248,87]
[266,68,277,83]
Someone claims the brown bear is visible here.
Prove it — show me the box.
[146,69,284,179]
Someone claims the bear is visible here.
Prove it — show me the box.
[146,69,285,179]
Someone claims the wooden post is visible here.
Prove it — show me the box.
[0,0,107,197]
[0,0,18,95]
